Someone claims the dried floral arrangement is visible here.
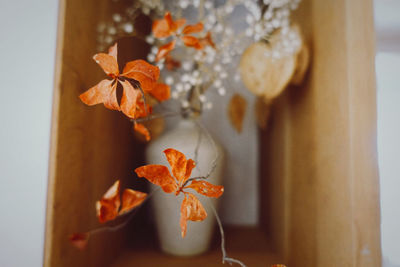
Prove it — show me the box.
[69,0,309,266]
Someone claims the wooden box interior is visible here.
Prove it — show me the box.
[44,0,382,266]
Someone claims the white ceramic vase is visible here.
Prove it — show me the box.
[145,118,225,256]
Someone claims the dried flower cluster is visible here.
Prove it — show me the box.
[96,0,301,113]
[136,148,224,237]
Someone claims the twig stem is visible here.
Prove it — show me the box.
[207,199,247,267]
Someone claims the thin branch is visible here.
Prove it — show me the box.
[207,199,247,267]
[198,0,205,21]
[194,119,203,166]
[182,120,219,188]
[131,111,182,123]
[195,120,219,178]
[134,82,149,117]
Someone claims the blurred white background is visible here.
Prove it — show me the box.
[0,0,399,266]
[0,0,57,266]
[375,0,400,266]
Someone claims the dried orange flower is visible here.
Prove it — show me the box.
[152,12,186,38]
[79,43,171,140]
[135,148,224,237]
[152,12,215,61]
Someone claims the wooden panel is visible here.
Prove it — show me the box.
[113,227,281,267]
[261,0,381,266]
[43,1,145,266]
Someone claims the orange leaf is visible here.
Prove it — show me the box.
[135,165,178,193]
[165,55,181,70]
[181,35,202,49]
[186,180,224,198]
[79,79,120,111]
[135,99,152,118]
[174,19,187,31]
[69,232,90,251]
[184,159,196,183]
[93,43,119,77]
[150,83,170,102]
[102,180,120,204]
[182,22,204,35]
[119,80,141,119]
[228,93,247,133]
[134,123,151,141]
[164,148,195,185]
[152,20,169,38]
[108,42,118,60]
[96,180,121,223]
[119,189,147,215]
[156,40,176,62]
[165,13,186,33]
[199,31,216,49]
[180,193,207,238]
[122,59,160,92]
[152,12,186,38]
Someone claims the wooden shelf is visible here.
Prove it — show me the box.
[44,0,382,266]
[112,227,282,267]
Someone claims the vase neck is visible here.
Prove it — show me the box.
[177,118,197,129]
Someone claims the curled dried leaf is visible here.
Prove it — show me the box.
[186,180,224,198]
[119,189,147,215]
[165,55,181,70]
[79,79,119,111]
[108,42,118,60]
[93,43,119,76]
[164,148,195,185]
[95,180,147,223]
[122,59,160,93]
[135,165,178,193]
[156,40,176,62]
[181,35,202,49]
[69,232,90,251]
[133,115,165,142]
[180,193,207,238]
[182,22,204,35]
[228,94,247,133]
[96,180,121,223]
[134,123,151,142]
[119,80,141,119]
[199,32,216,49]
[150,83,170,102]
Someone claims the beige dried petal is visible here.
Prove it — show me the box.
[291,43,310,86]
[228,94,247,133]
[239,42,296,100]
[239,25,304,101]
